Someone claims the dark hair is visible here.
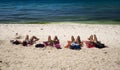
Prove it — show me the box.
[22,41,27,46]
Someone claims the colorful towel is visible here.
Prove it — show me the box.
[65,41,71,48]
[85,41,95,48]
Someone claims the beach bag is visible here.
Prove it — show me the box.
[35,44,45,48]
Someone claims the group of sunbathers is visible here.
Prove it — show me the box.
[11,34,107,49]
[11,35,62,49]
[65,34,107,49]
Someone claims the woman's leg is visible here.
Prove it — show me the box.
[76,36,81,44]
[53,36,61,48]
[53,36,60,44]
[94,34,98,43]
[53,36,59,42]
[89,35,94,42]
[47,35,54,46]
[17,40,23,44]
[93,35,106,48]
[76,36,81,49]
[25,35,29,41]
[71,36,75,42]
[31,36,39,41]
[48,35,52,42]
[30,36,39,45]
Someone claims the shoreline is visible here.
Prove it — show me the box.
[0,20,120,25]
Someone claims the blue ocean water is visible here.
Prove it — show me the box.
[0,0,120,23]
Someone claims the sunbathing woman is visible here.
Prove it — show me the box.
[43,35,61,49]
[53,36,61,49]
[93,34,106,48]
[43,35,54,47]
[85,35,95,48]
[65,36,83,49]
[11,35,39,46]
[70,36,82,50]
[85,34,106,48]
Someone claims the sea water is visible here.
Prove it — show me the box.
[0,0,120,23]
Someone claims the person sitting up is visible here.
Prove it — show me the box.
[85,34,106,49]
[43,35,61,49]
[65,36,82,50]
[11,35,39,46]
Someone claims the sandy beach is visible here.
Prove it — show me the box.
[0,22,120,70]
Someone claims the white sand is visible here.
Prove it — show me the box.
[0,22,120,70]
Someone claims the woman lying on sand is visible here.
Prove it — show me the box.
[43,35,54,47]
[35,35,61,49]
[65,36,83,50]
[44,35,61,49]
[85,34,106,49]
[11,35,39,46]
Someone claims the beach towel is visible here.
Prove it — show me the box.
[65,41,71,48]
[43,41,54,47]
[53,41,61,49]
[54,43,61,49]
[95,42,106,49]
[85,41,95,48]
